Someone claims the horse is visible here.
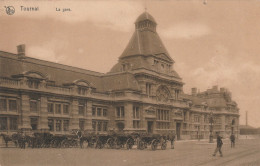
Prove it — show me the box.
[0,133,13,147]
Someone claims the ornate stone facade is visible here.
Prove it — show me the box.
[0,12,239,139]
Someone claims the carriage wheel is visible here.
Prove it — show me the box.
[161,141,167,150]
[126,138,134,150]
[61,140,68,148]
[151,140,158,151]
[106,138,114,149]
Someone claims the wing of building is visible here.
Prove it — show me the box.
[0,12,239,139]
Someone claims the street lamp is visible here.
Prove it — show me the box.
[231,119,235,134]
[209,111,214,143]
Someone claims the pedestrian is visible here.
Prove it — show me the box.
[169,131,175,149]
[213,132,223,157]
[230,134,235,148]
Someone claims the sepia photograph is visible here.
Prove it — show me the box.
[0,0,260,165]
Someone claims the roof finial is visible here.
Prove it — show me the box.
[144,0,147,12]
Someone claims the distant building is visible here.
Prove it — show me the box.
[0,12,239,139]
[240,125,259,135]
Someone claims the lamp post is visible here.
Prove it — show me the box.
[231,119,235,135]
[209,111,214,143]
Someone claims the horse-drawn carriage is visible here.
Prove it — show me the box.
[137,133,167,150]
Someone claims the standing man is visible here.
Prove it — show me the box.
[168,131,175,149]
[230,134,235,148]
[213,132,223,157]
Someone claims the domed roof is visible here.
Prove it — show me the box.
[135,12,157,24]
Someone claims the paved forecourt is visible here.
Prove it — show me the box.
[0,138,259,166]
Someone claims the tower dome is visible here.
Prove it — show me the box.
[135,12,157,24]
[135,12,157,32]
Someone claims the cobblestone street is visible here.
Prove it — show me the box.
[1,138,259,166]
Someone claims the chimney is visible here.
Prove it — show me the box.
[17,44,26,57]
[212,85,218,91]
[191,88,197,96]
[246,111,248,126]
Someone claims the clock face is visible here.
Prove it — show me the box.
[156,86,170,102]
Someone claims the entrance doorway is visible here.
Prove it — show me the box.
[147,121,153,134]
[176,123,181,140]
[116,122,125,132]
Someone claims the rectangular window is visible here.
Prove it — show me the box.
[121,107,125,117]
[97,121,102,131]
[0,99,7,111]
[116,107,120,117]
[133,106,140,119]
[63,120,69,131]
[194,116,200,122]
[136,107,139,119]
[48,119,54,131]
[0,117,7,130]
[78,105,84,116]
[103,121,108,131]
[30,100,38,112]
[92,107,96,116]
[63,104,69,114]
[55,104,61,114]
[56,120,61,131]
[9,100,17,112]
[79,120,84,131]
[156,109,169,121]
[92,121,96,131]
[97,108,102,116]
[103,109,107,117]
[48,103,53,113]
[133,120,140,128]
[10,117,18,130]
[30,118,38,130]
[146,83,151,96]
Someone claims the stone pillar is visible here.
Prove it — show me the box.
[124,102,133,131]
[85,100,93,131]
[70,99,79,130]
[108,105,115,131]
[39,96,49,132]
[20,94,32,130]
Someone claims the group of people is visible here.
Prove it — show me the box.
[212,132,236,157]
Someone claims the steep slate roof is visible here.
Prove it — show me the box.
[102,73,140,92]
[0,51,140,92]
[119,12,174,63]
[0,52,104,89]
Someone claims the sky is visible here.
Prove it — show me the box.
[0,0,260,127]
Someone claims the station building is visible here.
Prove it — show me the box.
[0,12,239,139]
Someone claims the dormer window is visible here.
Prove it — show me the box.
[78,87,87,95]
[161,64,164,69]
[12,71,47,89]
[28,79,40,89]
[122,64,126,71]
